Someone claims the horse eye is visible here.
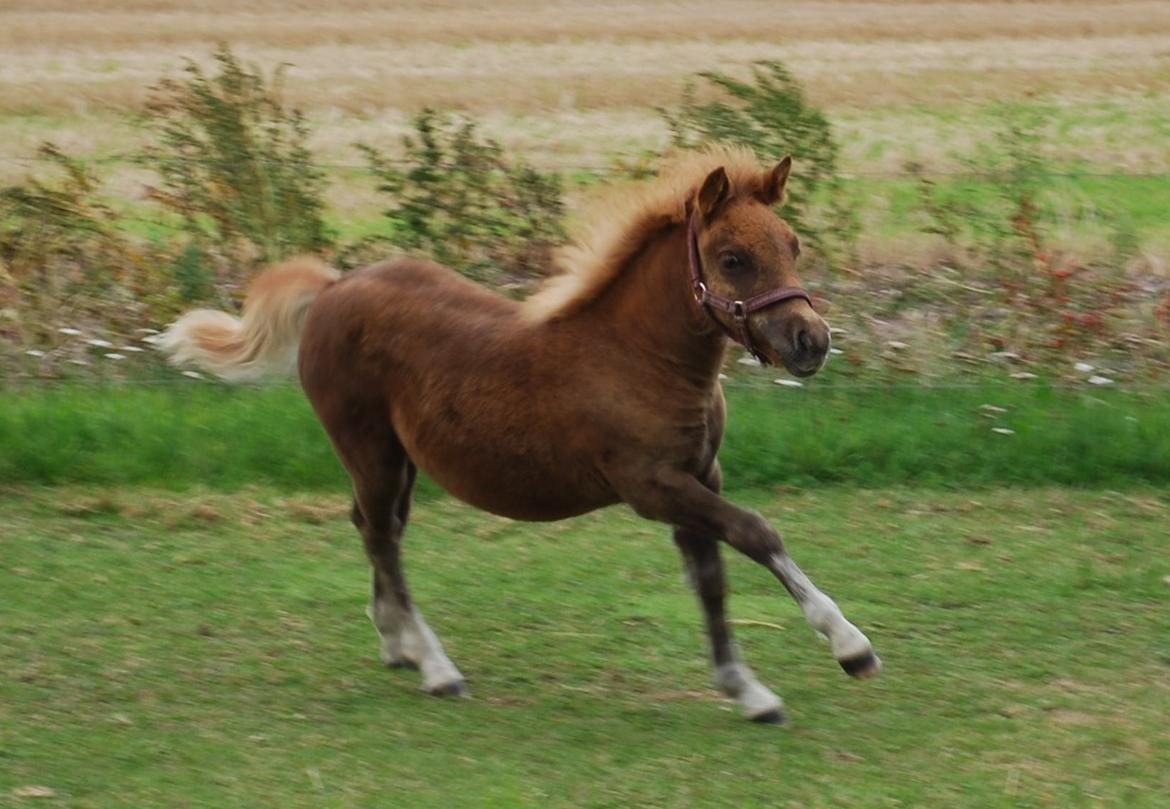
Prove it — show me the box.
[720,253,742,271]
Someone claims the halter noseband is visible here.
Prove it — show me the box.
[687,210,812,365]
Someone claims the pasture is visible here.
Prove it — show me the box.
[3,485,1168,807]
[4,1,1170,806]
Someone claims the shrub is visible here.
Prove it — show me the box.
[0,144,176,371]
[359,109,565,288]
[140,45,332,285]
[662,60,858,264]
[910,106,1139,361]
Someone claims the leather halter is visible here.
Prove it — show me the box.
[687,210,812,365]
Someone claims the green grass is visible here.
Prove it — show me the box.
[3,382,1170,491]
[2,486,1167,807]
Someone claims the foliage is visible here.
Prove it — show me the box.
[5,382,1170,490]
[359,109,565,287]
[663,60,859,264]
[0,144,176,366]
[908,106,1145,363]
[140,45,333,281]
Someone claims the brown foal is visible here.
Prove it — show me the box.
[159,147,880,723]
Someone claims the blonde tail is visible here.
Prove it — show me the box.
[157,256,340,382]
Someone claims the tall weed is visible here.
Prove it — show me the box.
[359,110,564,288]
[140,45,333,287]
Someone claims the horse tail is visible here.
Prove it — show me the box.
[157,256,340,382]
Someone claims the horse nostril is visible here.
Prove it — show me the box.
[797,328,813,355]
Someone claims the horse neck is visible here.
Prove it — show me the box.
[580,222,726,388]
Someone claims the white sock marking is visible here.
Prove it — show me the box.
[771,554,873,662]
[714,662,783,718]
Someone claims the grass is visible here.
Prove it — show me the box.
[2,485,1168,807]
[3,382,1170,491]
[3,1,1170,114]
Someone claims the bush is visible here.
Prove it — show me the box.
[359,109,565,288]
[910,105,1140,361]
[0,144,176,372]
[140,45,333,285]
[662,61,858,264]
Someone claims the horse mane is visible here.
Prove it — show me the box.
[522,145,768,323]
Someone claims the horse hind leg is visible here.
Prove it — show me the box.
[349,448,467,697]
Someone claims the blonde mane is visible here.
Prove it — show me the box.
[523,145,769,322]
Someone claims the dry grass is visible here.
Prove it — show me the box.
[2,1,1170,116]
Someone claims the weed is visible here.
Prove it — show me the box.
[359,109,565,288]
[140,45,333,287]
[662,61,860,265]
[0,144,176,372]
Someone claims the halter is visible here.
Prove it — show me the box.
[687,210,812,365]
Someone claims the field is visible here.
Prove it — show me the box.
[3,0,1170,264]
[3,485,1169,807]
[4,3,1170,806]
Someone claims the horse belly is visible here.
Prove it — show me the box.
[399,429,616,522]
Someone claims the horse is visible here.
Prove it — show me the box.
[159,146,880,724]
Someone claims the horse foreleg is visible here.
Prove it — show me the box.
[672,460,785,722]
[675,528,785,723]
[623,466,881,705]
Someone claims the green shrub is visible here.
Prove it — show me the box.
[359,109,565,288]
[140,45,333,285]
[662,60,858,264]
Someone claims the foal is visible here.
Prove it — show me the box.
[160,147,880,723]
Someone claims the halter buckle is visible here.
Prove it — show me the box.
[731,300,747,321]
[693,281,708,304]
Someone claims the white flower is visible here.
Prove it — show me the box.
[68,359,89,366]
[773,378,803,387]
[136,328,160,335]
[886,340,908,350]
[58,327,83,336]
[86,338,113,348]
[1088,375,1114,385]
[991,427,1015,435]
[182,370,203,379]
[737,356,761,367]
[25,349,45,357]
[1074,362,1094,373]
[1010,372,1038,380]
[103,352,126,360]
[119,345,145,353]
[979,404,1007,414]
[829,348,843,355]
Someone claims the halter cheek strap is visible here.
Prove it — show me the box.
[687,211,812,365]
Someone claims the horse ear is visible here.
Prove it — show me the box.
[760,156,793,205]
[696,166,731,220]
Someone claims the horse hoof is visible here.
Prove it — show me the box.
[427,680,470,698]
[839,650,882,679]
[749,709,787,725]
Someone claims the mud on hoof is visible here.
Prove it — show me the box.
[426,679,470,698]
[838,650,882,679]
